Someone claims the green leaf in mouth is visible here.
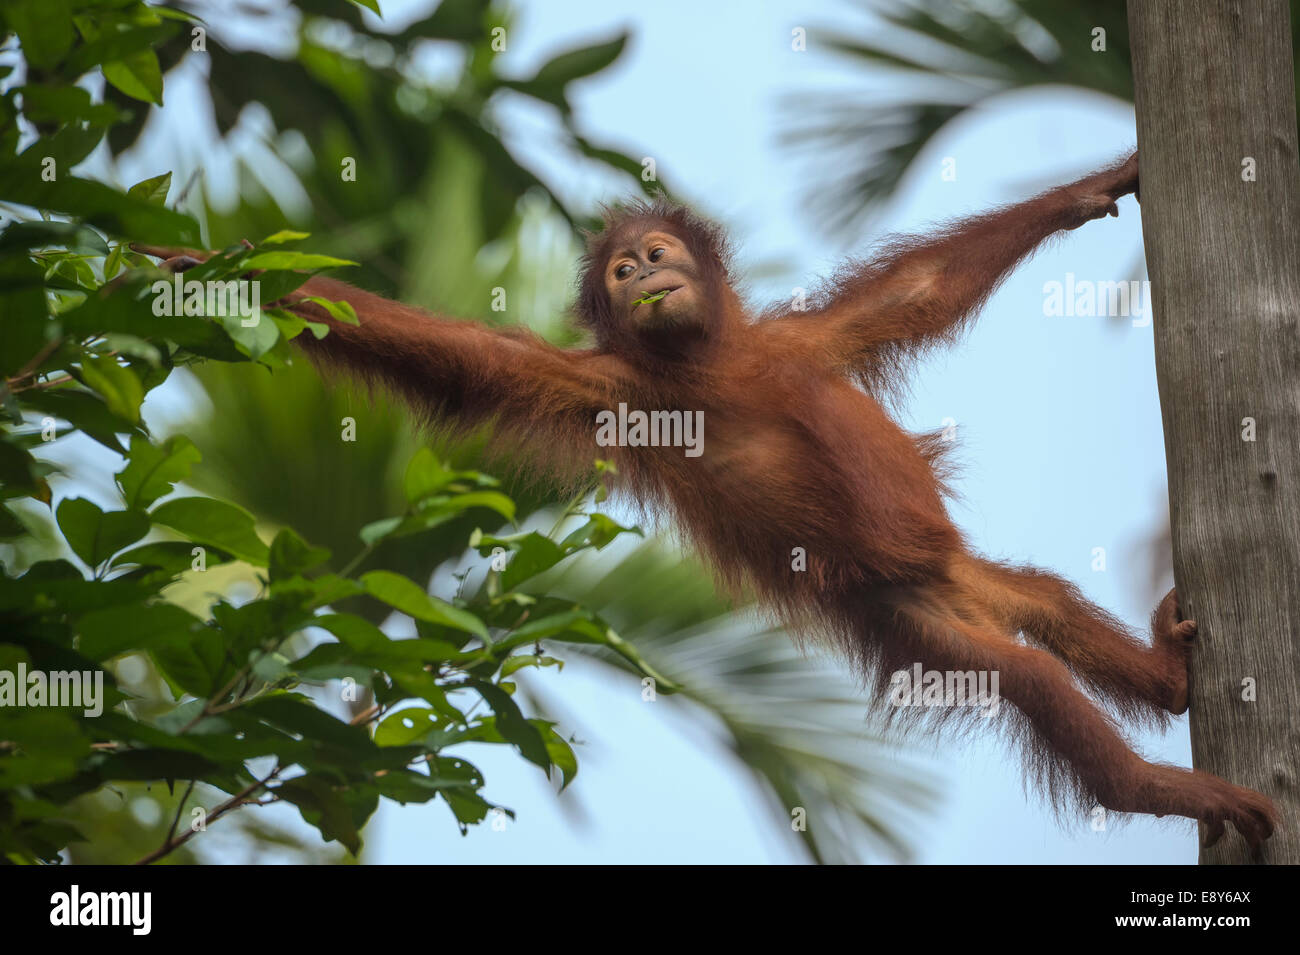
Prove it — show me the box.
[633,289,670,306]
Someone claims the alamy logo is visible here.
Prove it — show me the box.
[888,663,1001,717]
[1042,272,1151,326]
[151,273,261,325]
[49,885,151,935]
[0,665,104,717]
[595,403,704,458]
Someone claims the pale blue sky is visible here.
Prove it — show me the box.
[101,0,1189,863]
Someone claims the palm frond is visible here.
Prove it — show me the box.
[536,538,939,863]
[786,0,1135,236]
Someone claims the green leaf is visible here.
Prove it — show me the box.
[241,252,357,271]
[311,614,391,654]
[260,229,310,244]
[0,711,89,787]
[596,625,683,694]
[371,767,481,804]
[5,0,75,68]
[360,570,487,637]
[0,165,199,244]
[55,497,150,567]
[19,389,142,454]
[116,434,201,509]
[358,515,402,546]
[298,295,358,324]
[469,680,550,771]
[374,707,444,747]
[276,775,370,855]
[98,334,162,366]
[632,289,669,306]
[494,607,683,693]
[18,84,122,127]
[531,35,628,87]
[437,491,515,521]
[126,172,172,206]
[267,308,328,342]
[30,124,107,168]
[402,448,453,503]
[540,723,578,790]
[102,49,164,105]
[476,531,564,590]
[78,354,143,423]
[150,497,270,566]
[65,22,176,77]
[278,573,364,610]
[501,654,562,677]
[0,255,50,378]
[112,540,229,574]
[0,505,28,538]
[150,628,227,697]
[493,609,593,652]
[269,527,331,581]
[251,650,293,684]
[309,615,460,675]
[0,558,153,614]
[103,243,125,280]
[58,277,242,361]
[346,0,383,16]
[364,491,517,544]
[0,220,109,256]
[291,650,372,685]
[504,34,628,111]
[440,789,496,827]
[243,695,376,753]
[559,513,641,553]
[0,438,47,497]
[78,603,202,661]
[400,0,487,42]
[218,308,280,361]
[94,748,219,783]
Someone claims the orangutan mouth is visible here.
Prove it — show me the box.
[633,286,680,306]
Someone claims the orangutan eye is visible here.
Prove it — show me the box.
[649,247,665,262]
[615,263,634,279]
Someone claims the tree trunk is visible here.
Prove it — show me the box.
[1128,0,1300,864]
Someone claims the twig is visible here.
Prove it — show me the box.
[174,167,204,207]
[546,478,599,539]
[5,337,64,389]
[164,779,197,847]
[178,663,252,733]
[134,767,280,866]
[337,539,376,578]
[349,703,382,726]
